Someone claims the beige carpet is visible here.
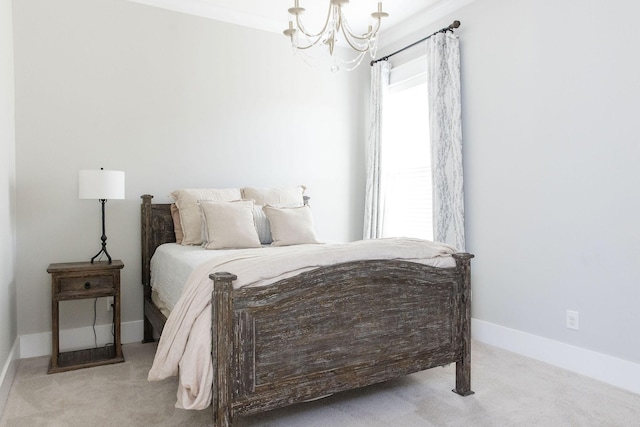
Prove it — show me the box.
[1,341,639,427]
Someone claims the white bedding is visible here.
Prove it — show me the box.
[150,244,243,315]
[148,238,458,410]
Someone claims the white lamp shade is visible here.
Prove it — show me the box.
[78,169,125,200]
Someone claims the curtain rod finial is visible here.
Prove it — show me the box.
[450,20,461,29]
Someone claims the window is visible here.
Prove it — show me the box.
[381,61,433,240]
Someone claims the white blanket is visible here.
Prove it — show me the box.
[148,238,457,410]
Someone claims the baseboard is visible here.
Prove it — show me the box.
[15,318,640,397]
[472,318,640,395]
[19,320,144,359]
[0,337,20,419]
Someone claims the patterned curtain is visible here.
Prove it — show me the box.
[425,32,465,251]
[363,61,391,239]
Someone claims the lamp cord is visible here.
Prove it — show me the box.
[93,298,98,348]
[92,297,115,350]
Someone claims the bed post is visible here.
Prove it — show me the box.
[452,252,475,396]
[141,194,155,343]
[210,272,237,427]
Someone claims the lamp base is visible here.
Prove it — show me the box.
[91,245,112,264]
[91,199,112,264]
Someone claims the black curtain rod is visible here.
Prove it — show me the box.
[370,20,461,66]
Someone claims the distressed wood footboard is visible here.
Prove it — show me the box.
[210,253,474,427]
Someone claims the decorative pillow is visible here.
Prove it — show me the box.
[171,188,242,245]
[263,205,321,246]
[170,204,183,244]
[252,205,273,245]
[241,186,306,207]
[199,200,261,249]
[243,186,307,244]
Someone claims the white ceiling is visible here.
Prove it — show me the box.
[128,0,460,47]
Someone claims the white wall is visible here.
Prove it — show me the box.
[0,0,18,413]
[13,0,368,340]
[382,0,640,366]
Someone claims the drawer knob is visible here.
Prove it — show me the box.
[84,282,91,289]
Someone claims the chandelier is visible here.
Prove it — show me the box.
[283,0,388,72]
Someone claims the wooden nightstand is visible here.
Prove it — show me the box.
[47,260,125,373]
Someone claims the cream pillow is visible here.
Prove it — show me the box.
[199,200,261,250]
[170,204,183,244]
[171,188,242,245]
[242,186,307,244]
[263,205,321,246]
[242,186,306,207]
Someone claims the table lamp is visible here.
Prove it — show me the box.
[78,168,125,264]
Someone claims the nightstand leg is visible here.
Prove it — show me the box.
[114,292,122,358]
[51,298,59,370]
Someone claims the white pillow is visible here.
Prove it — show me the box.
[199,200,261,250]
[242,186,306,207]
[263,205,321,246]
[171,188,242,245]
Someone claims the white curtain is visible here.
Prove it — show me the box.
[363,61,391,239]
[425,32,465,251]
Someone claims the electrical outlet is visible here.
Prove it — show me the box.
[107,296,114,312]
[566,310,579,330]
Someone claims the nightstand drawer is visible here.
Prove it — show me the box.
[59,275,114,293]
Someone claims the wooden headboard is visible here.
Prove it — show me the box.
[140,194,175,300]
[140,192,311,300]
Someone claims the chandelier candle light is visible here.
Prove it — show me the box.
[284,0,388,72]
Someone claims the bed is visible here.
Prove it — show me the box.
[140,192,474,427]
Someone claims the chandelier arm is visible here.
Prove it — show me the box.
[294,34,326,50]
[339,21,378,53]
[292,16,330,50]
[343,32,378,42]
[294,4,334,39]
[340,16,382,41]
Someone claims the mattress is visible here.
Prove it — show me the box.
[150,243,241,316]
[150,238,457,317]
